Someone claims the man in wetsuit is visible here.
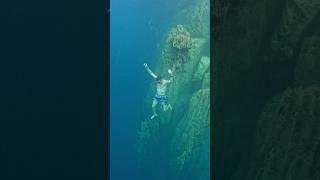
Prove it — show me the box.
[144,63,173,119]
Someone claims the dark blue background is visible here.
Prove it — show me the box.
[1,0,108,179]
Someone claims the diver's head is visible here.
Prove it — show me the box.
[156,75,163,83]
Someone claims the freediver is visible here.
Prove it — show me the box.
[144,63,173,119]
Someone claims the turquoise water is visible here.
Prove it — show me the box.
[110,0,179,179]
[111,0,209,179]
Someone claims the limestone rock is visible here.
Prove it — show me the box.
[167,24,193,50]
[294,37,320,87]
[202,71,210,89]
[253,87,320,180]
[271,0,320,58]
[193,56,210,81]
[190,0,210,38]
[171,89,210,179]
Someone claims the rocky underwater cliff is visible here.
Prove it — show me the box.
[137,0,210,179]
[135,0,320,179]
[212,0,320,179]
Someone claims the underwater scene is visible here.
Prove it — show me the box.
[110,0,210,179]
[212,1,320,180]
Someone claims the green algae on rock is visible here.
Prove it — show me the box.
[294,37,320,87]
[137,118,161,155]
[271,0,320,58]
[252,86,320,180]
[193,56,210,81]
[163,24,194,72]
[136,2,211,177]
[171,88,210,179]
[190,0,210,38]
[137,20,210,180]
[202,71,210,89]
[211,0,320,179]
[167,24,193,50]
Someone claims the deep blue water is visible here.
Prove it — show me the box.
[110,0,179,179]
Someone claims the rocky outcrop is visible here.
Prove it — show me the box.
[190,0,210,38]
[271,0,320,59]
[167,24,193,50]
[193,56,210,81]
[163,25,194,72]
[253,87,320,180]
[212,0,320,180]
[294,37,320,87]
[171,89,210,179]
[138,19,210,179]
[202,71,210,89]
[166,38,207,108]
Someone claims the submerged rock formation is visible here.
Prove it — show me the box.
[167,24,193,50]
[212,0,320,179]
[253,87,320,180]
[294,37,320,87]
[163,24,193,71]
[190,0,210,38]
[193,56,210,81]
[138,16,210,179]
[270,0,320,59]
[171,88,210,180]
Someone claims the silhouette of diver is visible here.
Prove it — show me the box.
[144,63,173,119]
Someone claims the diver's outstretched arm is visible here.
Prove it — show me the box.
[167,69,174,83]
[144,63,157,79]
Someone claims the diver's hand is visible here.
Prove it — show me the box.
[144,63,148,69]
[168,69,173,75]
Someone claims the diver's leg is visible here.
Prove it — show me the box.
[162,96,169,112]
[163,103,172,111]
[151,99,158,119]
[163,103,168,111]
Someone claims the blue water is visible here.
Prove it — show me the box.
[110,0,179,179]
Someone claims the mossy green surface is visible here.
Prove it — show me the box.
[171,89,210,179]
[212,0,320,179]
[252,86,320,180]
[137,13,210,178]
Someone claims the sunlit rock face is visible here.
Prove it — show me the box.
[170,88,210,180]
[137,3,211,176]
[190,0,210,38]
[202,71,210,89]
[193,56,210,81]
[137,32,210,179]
[167,24,193,50]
